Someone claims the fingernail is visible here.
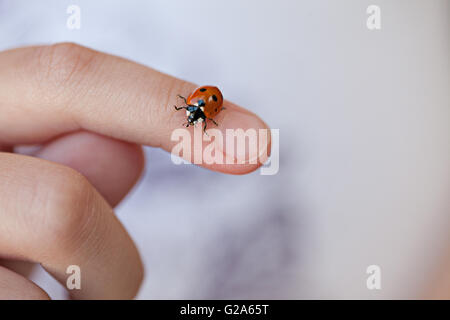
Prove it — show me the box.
[216,109,271,165]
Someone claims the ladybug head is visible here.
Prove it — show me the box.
[186,104,205,126]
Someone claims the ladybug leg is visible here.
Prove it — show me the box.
[208,118,219,126]
[203,119,213,136]
[203,120,209,135]
[174,105,188,111]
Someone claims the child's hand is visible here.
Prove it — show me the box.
[0,43,270,299]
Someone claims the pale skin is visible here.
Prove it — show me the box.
[0,43,270,299]
[1,43,446,300]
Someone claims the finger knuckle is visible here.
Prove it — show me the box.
[29,42,102,102]
[36,166,95,248]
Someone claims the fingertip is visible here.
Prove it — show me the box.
[216,102,271,174]
[168,100,271,175]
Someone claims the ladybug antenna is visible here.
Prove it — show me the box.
[177,94,188,105]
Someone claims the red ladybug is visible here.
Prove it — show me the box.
[174,86,224,133]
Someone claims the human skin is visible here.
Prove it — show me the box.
[425,245,450,299]
[0,43,270,299]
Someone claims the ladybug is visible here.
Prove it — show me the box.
[174,86,224,133]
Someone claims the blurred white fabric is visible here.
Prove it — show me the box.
[0,0,448,299]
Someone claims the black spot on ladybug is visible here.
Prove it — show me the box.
[199,88,207,92]
[215,108,218,112]
[212,95,218,102]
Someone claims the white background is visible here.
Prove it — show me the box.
[0,0,448,299]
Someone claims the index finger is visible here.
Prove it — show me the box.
[0,43,270,174]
